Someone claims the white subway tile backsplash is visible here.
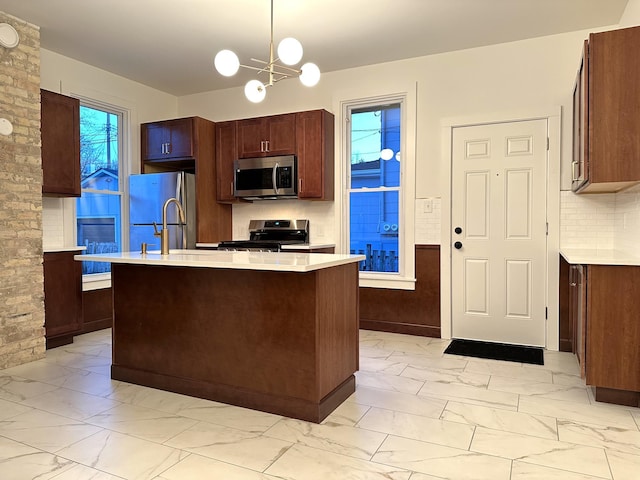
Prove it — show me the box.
[560,185,640,255]
[42,197,65,249]
[560,191,616,249]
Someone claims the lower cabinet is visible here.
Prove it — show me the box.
[561,256,640,407]
[43,251,83,348]
[584,265,640,406]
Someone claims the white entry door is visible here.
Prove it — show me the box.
[451,119,547,346]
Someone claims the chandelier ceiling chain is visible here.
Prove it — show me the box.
[214,0,320,103]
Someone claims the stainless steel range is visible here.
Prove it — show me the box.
[217,219,309,252]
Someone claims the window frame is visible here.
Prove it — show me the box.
[74,98,129,288]
[340,91,416,290]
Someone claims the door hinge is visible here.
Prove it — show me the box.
[545,307,548,319]
[546,222,549,235]
[547,137,550,150]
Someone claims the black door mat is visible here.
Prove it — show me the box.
[444,339,544,365]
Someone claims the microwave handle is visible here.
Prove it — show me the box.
[272,162,279,194]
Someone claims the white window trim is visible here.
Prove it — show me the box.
[336,85,417,290]
[69,96,130,290]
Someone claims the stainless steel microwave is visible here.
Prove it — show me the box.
[233,155,297,200]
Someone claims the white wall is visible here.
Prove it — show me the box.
[621,0,640,26]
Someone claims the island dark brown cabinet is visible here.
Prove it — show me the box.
[572,25,640,193]
[41,89,81,197]
[73,249,364,423]
[43,250,83,348]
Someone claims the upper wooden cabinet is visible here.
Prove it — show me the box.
[216,109,334,202]
[215,120,238,203]
[141,116,232,243]
[141,117,194,163]
[572,26,640,193]
[296,109,334,200]
[41,89,81,197]
[237,113,296,158]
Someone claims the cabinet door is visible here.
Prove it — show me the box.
[215,121,237,202]
[571,265,587,377]
[41,89,81,196]
[142,118,194,161]
[558,256,572,352]
[237,114,296,158]
[577,26,640,192]
[43,251,83,345]
[237,118,266,158]
[265,114,296,155]
[571,41,589,192]
[142,122,168,160]
[587,265,640,391]
[167,119,194,158]
[296,110,334,200]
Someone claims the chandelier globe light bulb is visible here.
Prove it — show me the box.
[277,37,303,65]
[245,79,266,103]
[300,62,321,87]
[214,50,240,77]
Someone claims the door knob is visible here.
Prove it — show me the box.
[454,227,462,234]
[454,241,463,250]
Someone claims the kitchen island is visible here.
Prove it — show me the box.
[76,250,364,422]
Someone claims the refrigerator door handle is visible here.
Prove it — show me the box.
[175,173,186,249]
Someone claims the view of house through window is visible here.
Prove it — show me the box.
[76,104,123,275]
[348,102,401,273]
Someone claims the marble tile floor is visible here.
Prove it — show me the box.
[0,329,639,480]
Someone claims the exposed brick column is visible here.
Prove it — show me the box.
[0,11,45,369]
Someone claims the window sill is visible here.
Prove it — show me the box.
[82,273,111,291]
[359,274,416,291]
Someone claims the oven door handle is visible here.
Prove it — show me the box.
[272,162,279,195]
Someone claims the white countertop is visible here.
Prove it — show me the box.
[75,249,365,273]
[560,248,640,266]
[195,243,336,250]
[44,246,87,253]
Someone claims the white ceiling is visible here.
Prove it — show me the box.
[0,0,630,96]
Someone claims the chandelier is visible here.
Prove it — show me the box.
[213,0,321,103]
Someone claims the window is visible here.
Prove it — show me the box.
[76,104,124,276]
[347,102,402,274]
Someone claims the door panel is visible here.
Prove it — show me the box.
[464,258,489,315]
[452,119,547,346]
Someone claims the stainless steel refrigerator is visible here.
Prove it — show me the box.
[129,172,196,251]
